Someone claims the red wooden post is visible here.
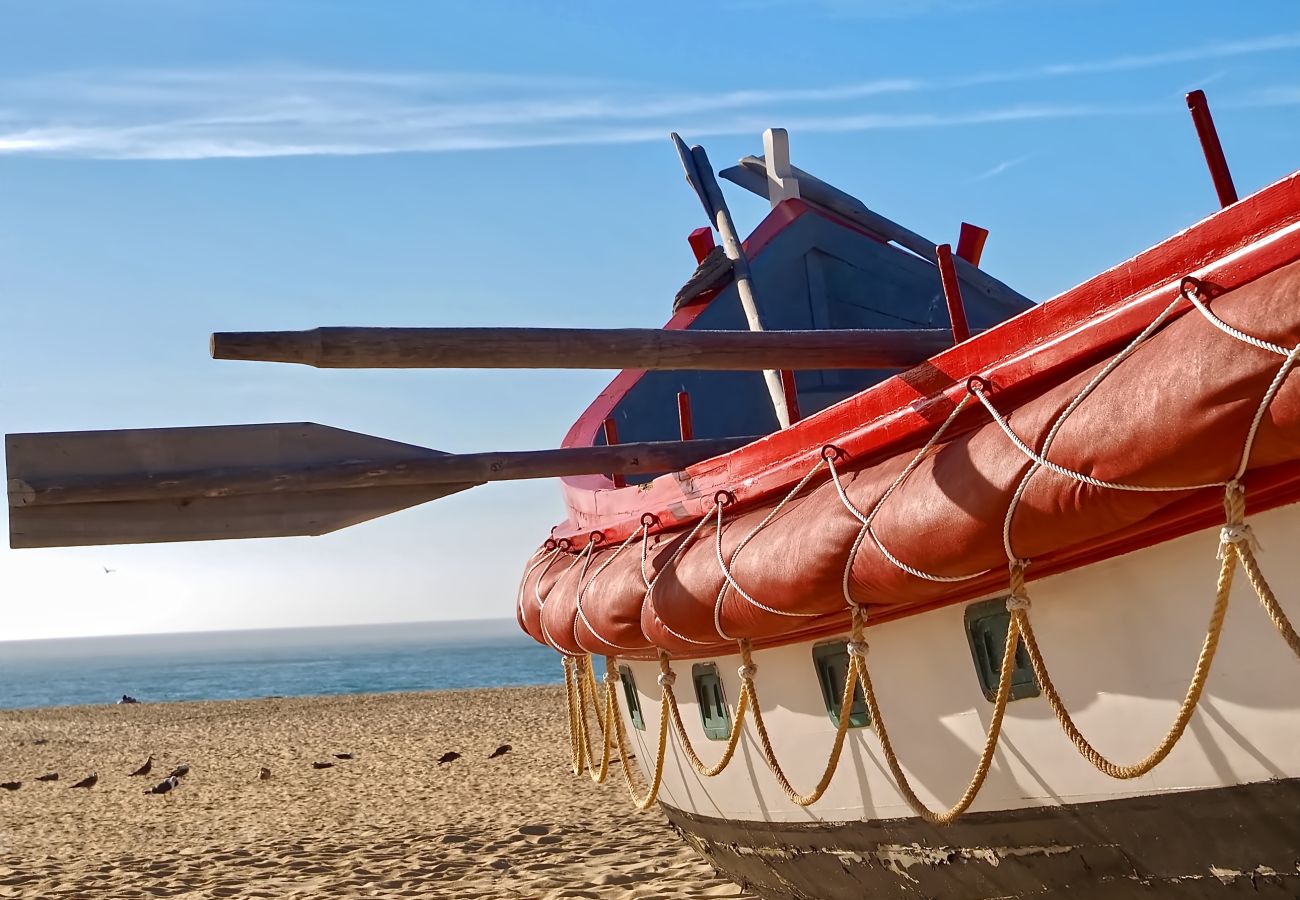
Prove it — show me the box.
[779,370,801,425]
[602,418,626,488]
[955,223,989,267]
[677,391,694,441]
[936,243,971,344]
[1186,90,1238,208]
[687,226,716,264]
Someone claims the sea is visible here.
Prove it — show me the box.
[0,618,563,710]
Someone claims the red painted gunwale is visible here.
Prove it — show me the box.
[553,169,1300,555]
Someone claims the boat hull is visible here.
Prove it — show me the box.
[664,777,1300,899]
[607,502,1300,897]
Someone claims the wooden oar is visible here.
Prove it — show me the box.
[671,134,791,428]
[6,424,754,547]
[210,326,957,370]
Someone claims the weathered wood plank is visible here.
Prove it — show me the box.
[210,327,956,370]
[8,426,756,509]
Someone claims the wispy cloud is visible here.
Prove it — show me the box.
[0,32,1296,161]
[971,154,1031,181]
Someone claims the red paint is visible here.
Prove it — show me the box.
[602,418,625,489]
[955,222,989,266]
[552,171,1300,545]
[936,243,971,344]
[779,370,801,424]
[687,226,716,264]
[677,391,694,441]
[1187,90,1238,208]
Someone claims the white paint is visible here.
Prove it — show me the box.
[762,128,800,208]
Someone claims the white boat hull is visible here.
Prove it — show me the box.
[612,502,1300,896]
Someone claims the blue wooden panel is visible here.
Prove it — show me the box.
[600,209,1032,462]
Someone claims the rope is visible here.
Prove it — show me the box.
[742,636,860,806]
[609,658,671,810]
[659,651,751,778]
[574,526,646,652]
[538,547,590,656]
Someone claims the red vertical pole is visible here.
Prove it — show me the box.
[677,391,694,441]
[936,243,971,345]
[955,223,989,267]
[1186,90,1238,208]
[687,227,716,264]
[602,418,626,489]
[779,370,801,425]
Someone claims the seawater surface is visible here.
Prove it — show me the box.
[0,618,562,710]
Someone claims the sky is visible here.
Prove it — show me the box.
[2,0,1299,640]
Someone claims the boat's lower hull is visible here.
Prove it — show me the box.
[665,777,1300,899]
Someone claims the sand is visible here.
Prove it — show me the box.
[0,686,751,899]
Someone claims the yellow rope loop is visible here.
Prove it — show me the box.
[561,657,586,776]
[654,647,749,778]
[1013,538,1234,780]
[860,603,1021,825]
[1216,482,1300,659]
[609,663,672,810]
[580,655,608,735]
[746,644,859,807]
[573,656,614,783]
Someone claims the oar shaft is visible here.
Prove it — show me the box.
[9,436,756,508]
[211,327,954,370]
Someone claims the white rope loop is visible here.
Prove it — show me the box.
[574,527,644,652]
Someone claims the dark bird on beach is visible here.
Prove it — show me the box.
[333,752,354,760]
[71,773,98,789]
[258,767,272,781]
[166,764,190,779]
[129,756,153,777]
[36,773,58,782]
[487,744,512,759]
[0,782,20,791]
[437,752,461,765]
[146,775,179,795]
[311,761,334,770]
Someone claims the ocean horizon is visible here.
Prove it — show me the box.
[0,618,563,710]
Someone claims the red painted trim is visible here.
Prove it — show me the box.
[936,243,971,344]
[552,169,1300,543]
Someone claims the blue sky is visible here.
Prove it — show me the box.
[2,0,1299,639]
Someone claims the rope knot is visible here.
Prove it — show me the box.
[847,640,869,660]
[604,669,622,685]
[737,664,757,681]
[657,670,677,688]
[1005,592,1031,612]
[1218,523,1261,558]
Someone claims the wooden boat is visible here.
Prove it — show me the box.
[516,110,1300,897]
[6,91,1299,898]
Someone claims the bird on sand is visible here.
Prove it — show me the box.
[36,773,58,782]
[333,752,354,760]
[166,764,190,779]
[311,761,334,770]
[487,744,512,759]
[71,774,98,789]
[0,782,20,791]
[437,751,461,765]
[128,756,153,777]
[258,767,272,781]
[146,775,179,795]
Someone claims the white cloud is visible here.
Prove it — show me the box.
[0,32,1296,161]
[971,154,1031,181]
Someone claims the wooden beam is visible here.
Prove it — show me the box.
[718,157,1033,312]
[210,327,956,370]
[8,428,757,509]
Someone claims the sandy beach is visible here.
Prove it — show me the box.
[0,686,750,899]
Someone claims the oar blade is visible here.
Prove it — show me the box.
[6,423,476,548]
